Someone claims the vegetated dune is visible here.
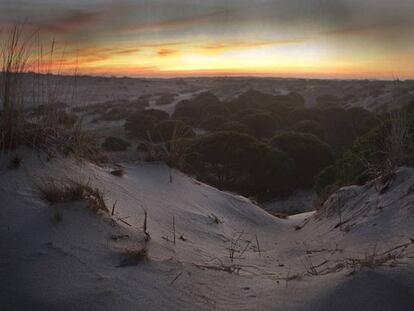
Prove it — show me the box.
[0,150,413,311]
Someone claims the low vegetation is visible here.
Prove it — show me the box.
[316,112,414,199]
[36,178,109,213]
[120,88,410,202]
[0,25,103,164]
[182,131,295,199]
[102,136,131,152]
[119,245,149,266]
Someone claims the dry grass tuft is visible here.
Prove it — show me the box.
[119,245,149,267]
[36,178,109,213]
[0,25,105,164]
[110,169,124,177]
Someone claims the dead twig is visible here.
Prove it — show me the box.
[255,234,261,257]
[111,200,117,216]
[170,271,183,285]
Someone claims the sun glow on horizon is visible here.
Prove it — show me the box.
[4,0,413,80]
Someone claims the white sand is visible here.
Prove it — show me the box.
[0,150,413,310]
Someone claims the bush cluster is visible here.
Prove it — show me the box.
[123,89,389,201]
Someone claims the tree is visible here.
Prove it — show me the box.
[289,120,325,140]
[288,108,321,124]
[172,92,221,126]
[240,113,280,139]
[102,136,131,152]
[270,132,334,187]
[200,115,227,131]
[141,109,170,122]
[217,121,251,134]
[124,112,156,140]
[185,131,295,198]
[152,120,195,142]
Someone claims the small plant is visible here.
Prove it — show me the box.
[119,245,149,267]
[54,207,62,223]
[101,136,131,152]
[36,178,109,213]
[228,231,251,262]
[110,169,124,177]
[86,188,108,213]
[209,213,221,224]
[8,155,21,169]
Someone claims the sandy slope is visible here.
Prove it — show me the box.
[0,151,413,311]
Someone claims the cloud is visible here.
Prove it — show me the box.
[120,9,232,33]
[157,49,179,57]
[322,20,414,37]
[201,38,306,51]
[29,9,102,33]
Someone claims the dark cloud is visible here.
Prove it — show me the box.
[33,9,102,33]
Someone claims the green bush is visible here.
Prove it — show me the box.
[317,106,378,155]
[316,94,346,108]
[152,120,195,142]
[315,151,367,199]
[289,120,325,140]
[172,92,221,126]
[217,121,251,134]
[185,131,295,198]
[270,132,334,187]
[102,136,131,152]
[56,111,78,128]
[230,109,266,121]
[124,112,157,140]
[141,109,170,122]
[288,108,321,124]
[200,115,227,131]
[240,113,280,139]
[314,113,413,200]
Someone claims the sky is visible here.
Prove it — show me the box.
[0,0,414,79]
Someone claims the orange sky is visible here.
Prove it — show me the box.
[2,0,414,79]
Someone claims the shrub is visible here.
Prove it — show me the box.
[316,94,346,108]
[141,109,169,122]
[55,111,78,128]
[288,108,321,124]
[230,108,266,121]
[202,103,230,119]
[318,106,378,155]
[110,169,124,177]
[313,113,411,200]
[102,136,131,152]
[352,113,414,173]
[217,121,251,134]
[119,245,149,266]
[228,90,300,112]
[36,178,109,213]
[199,115,227,131]
[270,132,334,187]
[346,107,379,137]
[8,155,22,169]
[289,120,325,140]
[185,131,295,198]
[240,113,279,139]
[152,120,195,142]
[283,92,305,107]
[125,112,157,139]
[0,25,28,150]
[156,93,176,106]
[100,107,131,121]
[315,151,367,199]
[172,92,221,126]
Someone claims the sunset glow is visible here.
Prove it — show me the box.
[1,0,414,79]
